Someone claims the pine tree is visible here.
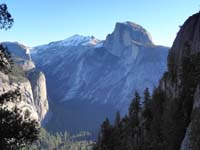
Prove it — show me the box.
[0,3,13,30]
[114,111,121,127]
[142,88,153,130]
[0,45,12,74]
[143,88,151,109]
[127,91,142,150]
[129,91,141,128]
[113,111,124,150]
[148,88,166,150]
[0,90,40,150]
[93,118,113,150]
[101,118,113,150]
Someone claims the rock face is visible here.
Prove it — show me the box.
[0,42,49,122]
[104,22,153,61]
[3,42,35,71]
[161,12,200,106]
[0,72,39,119]
[155,12,200,150]
[169,13,200,69]
[27,70,49,121]
[31,22,168,133]
[179,13,200,150]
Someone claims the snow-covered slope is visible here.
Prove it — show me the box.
[31,22,169,133]
[32,34,101,53]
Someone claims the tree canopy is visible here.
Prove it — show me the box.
[0,3,14,30]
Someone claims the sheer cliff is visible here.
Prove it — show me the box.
[0,42,49,122]
[158,12,200,150]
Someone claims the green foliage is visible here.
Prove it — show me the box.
[0,44,26,83]
[181,53,200,121]
[0,90,40,150]
[114,111,120,127]
[146,88,166,150]
[167,51,177,82]
[99,118,113,150]
[190,109,200,150]
[27,128,93,150]
[129,91,141,128]
[142,88,152,131]
[93,92,143,150]
[162,97,186,150]
[0,44,13,74]
[8,63,27,82]
[0,3,13,30]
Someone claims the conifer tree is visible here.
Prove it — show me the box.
[114,111,121,127]
[142,88,152,130]
[0,3,13,30]
[112,111,124,150]
[0,90,40,150]
[148,88,166,150]
[129,91,141,128]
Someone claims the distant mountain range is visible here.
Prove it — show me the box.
[30,21,169,134]
[0,21,169,136]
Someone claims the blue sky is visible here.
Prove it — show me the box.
[0,0,199,47]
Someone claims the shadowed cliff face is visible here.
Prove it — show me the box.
[170,13,200,59]
[164,13,200,99]
[168,13,200,79]
[31,21,168,133]
[178,13,200,150]
[156,12,200,150]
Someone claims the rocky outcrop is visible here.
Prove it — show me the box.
[0,71,39,119]
[162,13,200,99]
[156,12,200,150]
[0,42,49,123]
[170,13,200,150]
[104,22,153,64]
[168,13,200,79]
[27,70,49,121]
[3,42,35,71]
[170,13,200,57]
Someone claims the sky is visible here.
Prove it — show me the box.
[0,0,199,47]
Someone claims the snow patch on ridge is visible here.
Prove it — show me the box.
[62,34,100,46]
[31,35,102,54]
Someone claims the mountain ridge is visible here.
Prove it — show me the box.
[30,21,169,133]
